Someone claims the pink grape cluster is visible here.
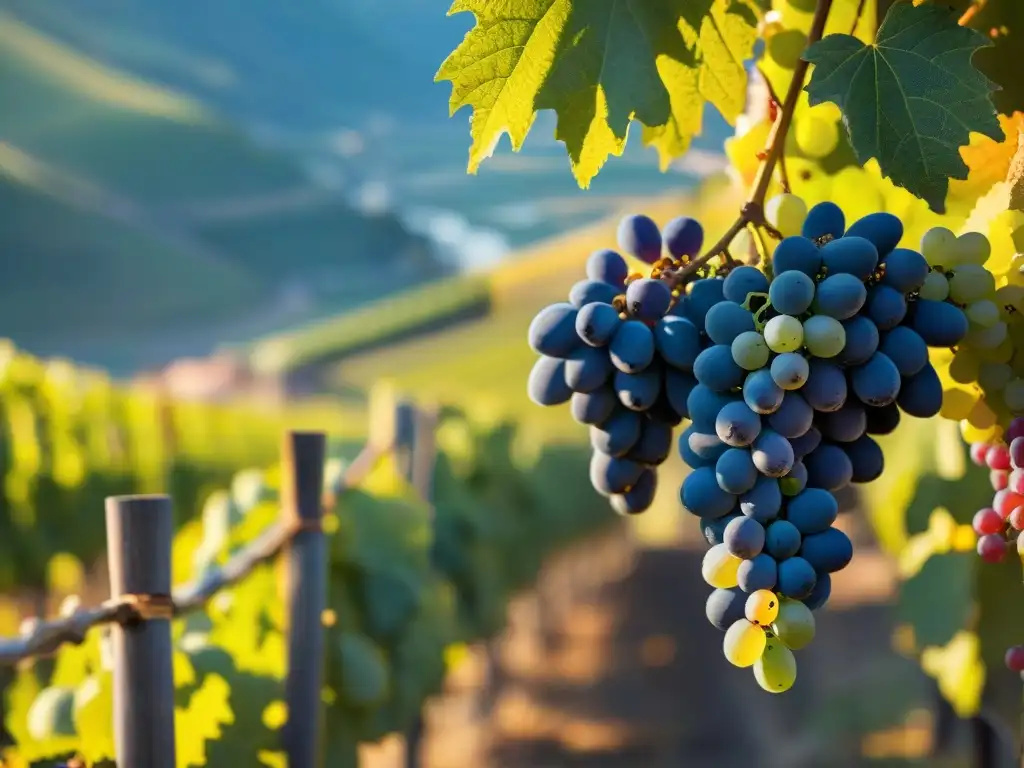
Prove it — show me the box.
[970,416,1024,563]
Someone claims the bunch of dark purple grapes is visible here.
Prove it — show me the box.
[526,213,706,514]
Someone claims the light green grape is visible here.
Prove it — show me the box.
[28,686,77,740]
[753,638,798,693]
[763,315,804,353]
[978,363,1012,392]
[767,29,808,69]
[723,619,767,668]
[967,321,1008,350]
[766,193,808,238]
[967,300,1000,328]
[745,589,780,626]
[955,231,991,265]
[921,226,958,266]
[802,315,845,358]
[976,337,1014,364]
[732,331,771,371]
[795,114,839,159]
[948,347,980,384]
[770,598,815,650]
[949,264,996,304]
[1005,379,1024,412]
[919,271,949,301]
[702,543,741,589]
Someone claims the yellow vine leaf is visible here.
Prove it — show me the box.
[948,112,1024,216]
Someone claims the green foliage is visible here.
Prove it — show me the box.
[803,2,1002,212]
[1,403,611,766]
[436,0,765,187]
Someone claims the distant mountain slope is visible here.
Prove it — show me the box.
[0,13,444,366]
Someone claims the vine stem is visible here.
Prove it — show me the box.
[668,0,834,287]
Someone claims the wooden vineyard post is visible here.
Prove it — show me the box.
[105,494,177,768]
[401,401,439,768]
[280,431,328,768]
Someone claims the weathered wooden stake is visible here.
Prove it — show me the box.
[280,431,328,768]
[105,494,176,768]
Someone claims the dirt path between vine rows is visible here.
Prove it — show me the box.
[363,514,997,768]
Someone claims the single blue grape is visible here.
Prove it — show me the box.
[706,587,747,630]
[844,212,903,257]
[688,384,738,432]
[679,426,726,468]
[803,443,854,491]
[528,356,573,406]
[614,364,662,411]
[786,488,839,535]
[590,451,644,495]
[681,466,738,518]
[813,273,867,320]
[716,400,763,447]
[576,302,622,347]
[879,326,928,377]
[802,572,832,610]
[818,401,867,443]
[724,515,766,559]
[769,270,816,315]
[770,352,810,391]
[799,528,853,573]
[663,216,705,258]
[737,553,778,592]
[777,557,817,599]
[789,427,822,459]
[803,360,848,412]
[880,248,929,293]
[570,279,621,308]
[802,201,845,240]
[702,513,740,546]
[665,368,698,419]
[836,315,879,366]
[589,408,642,457]
[844,434,885,483]
[626,278,673,322]
[767,391,813,438]
[617,213,663,263]
[866,285,907,330]
[780,460,808,496]
[865,402,900,435]
[611,469,657,515]
[716,447,759,494]
[751,429,795,477]
[684,278,726,333]
[705,301,756,345]
[628,418,674,466]
[586,248,629,287]
[723,265,770,304]
[896,363,942,418]
[850,352,901,407]
[739,475,782,522]
[564,345,613,393]
[765,519,802,560]
[570,387,617,426]
[528,303,579,357]
[773,236,822,278]
[609,320,656,373]
[694,344,746,392]
[743,368,785,415]
[655,315,702,371]
[820,236,879,281]
[909,299,969,347]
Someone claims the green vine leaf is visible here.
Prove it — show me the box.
[435,0,764,187]
[803,1,1003,213]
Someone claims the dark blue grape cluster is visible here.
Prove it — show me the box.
[527,213,705,515]
[688,202,971,651]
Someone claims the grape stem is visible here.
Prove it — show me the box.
[756,67,791,194]
[666,0,834,288]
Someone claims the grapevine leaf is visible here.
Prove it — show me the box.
[435,0,764,186]
[947,112,1024,216]
[803,1,1003,212]
[1006,127,1024,212]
